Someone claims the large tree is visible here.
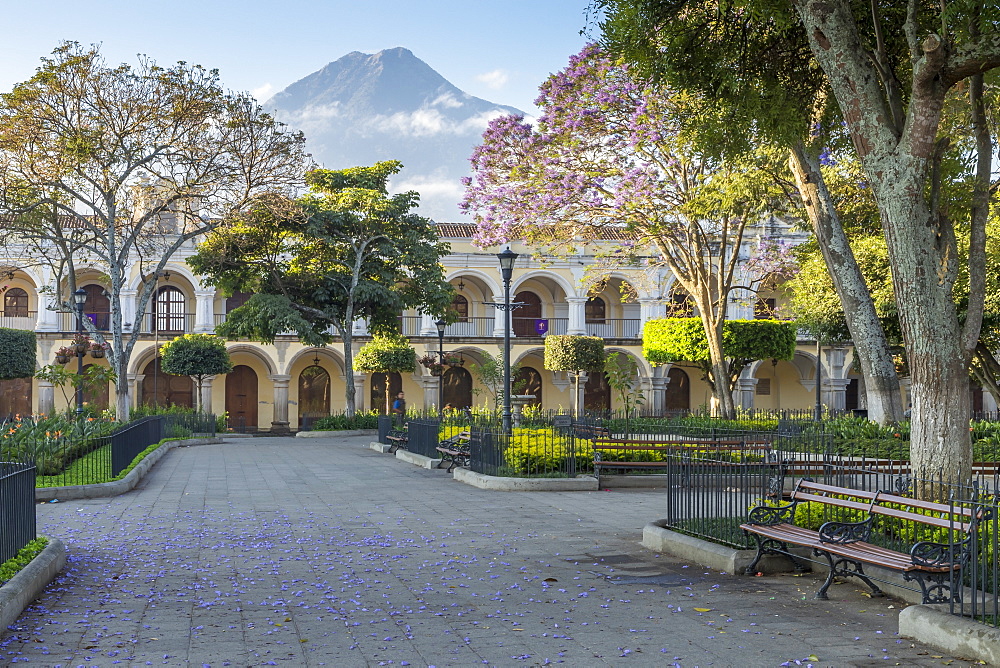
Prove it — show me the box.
[596,1,999,489]
[461,45,792,418]
[0,42,307,421]
[188,161,454,415]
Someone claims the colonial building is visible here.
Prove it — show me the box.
[0,218,928,430]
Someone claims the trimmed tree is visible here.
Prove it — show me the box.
[644,318,797,409]
[0,328,36,380]
[354,333,416,415]
[159,334,233,413]
[604,352,645,435]
[544,335,605,415]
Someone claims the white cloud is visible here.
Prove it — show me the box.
[366,107,510,138]
[393,172,465,204]
[251,83,275,101]
[281,103,343,135]
[431,92,464,109]
[475,69,510,90]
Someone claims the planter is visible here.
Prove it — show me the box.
[89,349,105,358]
[429,367,443,376]
[55,355,69,364]
[74,342,88,353]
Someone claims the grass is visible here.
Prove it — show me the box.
[0,537,49,586]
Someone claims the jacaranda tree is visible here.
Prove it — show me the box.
[461,45,794,418]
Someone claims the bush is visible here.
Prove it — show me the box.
[0,537,49,585]
[0,328,36,379]
[312,411,380,431]
[544,335,605,372]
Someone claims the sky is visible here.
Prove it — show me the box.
[0,1,597,114]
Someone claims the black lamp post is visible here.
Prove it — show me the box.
[497,248,518,433]
[73,288,87,416]
[435,318,447,414]
[814,336,823,422]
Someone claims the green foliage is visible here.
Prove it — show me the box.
[160,334,234,379]
[312,411,380,431]
[0,537,49,585]
[354,333,416,373]
[0,328,36,379]
[543,335,605,372]
[468,352,523,409]
[0,414,116,475]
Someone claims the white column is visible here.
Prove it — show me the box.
[650,375,668,415]
[737,377,758,410]
[420,376,438,410]
[566,297,587,335]
[194,290,215,333]
[574,372,588,414]
[352,318,370,336]
[638,298,665,331]
[269,374,291,434]
[131,374,144,409]
[37,380,55,415]
[491,294,505,337]
[199,374,216,414]
[825,378,850,412]
[120,289,138,333]
[419,312,437,336]
[352,373,366,412]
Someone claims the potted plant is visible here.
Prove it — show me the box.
[444,354,464,368]
[71,333,90,353]
[54,346,75,364]
[88,341,109,358]
[417,354,445,376]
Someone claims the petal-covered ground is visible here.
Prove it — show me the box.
[0,435,970,666]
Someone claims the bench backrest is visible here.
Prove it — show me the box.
[789,479,979,533]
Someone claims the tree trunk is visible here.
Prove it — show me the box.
[788,144,904,424]
[341,327,356,417]
[703,317,735,418]
[114,362,131,422]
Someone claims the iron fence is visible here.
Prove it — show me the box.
[0,461,36,566]
[952,496,1000,628]
[469,419,581,478]
[406,419,442,458]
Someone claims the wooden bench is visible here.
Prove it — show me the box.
[436,431,471,472]
[741,478,987,603]
[591,439,773,486]
[386,430,408,453]
[572,423,610,440]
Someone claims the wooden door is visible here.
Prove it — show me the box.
[513,291,541,336]
[665,367,690,413]
[370,372,402,414]
[226,365,258,431]
[84,284,111,330]
[141,359,194,408]
[0,378,30,418]
[584,371,611,412]
[442,367,473,409]
[298,366,330,430]
[81,363,110,412]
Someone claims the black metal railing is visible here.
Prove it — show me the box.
[377,415,393,444]
[951,496,1000,628]
[0,461,36,565]
[111,413,216,477]
[406,419,442,458]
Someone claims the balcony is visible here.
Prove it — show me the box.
[0,311,37,331]
[137,311,195,335]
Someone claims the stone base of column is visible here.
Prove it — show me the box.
[270,421,290,435]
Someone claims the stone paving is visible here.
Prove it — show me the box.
[0,435,976,667]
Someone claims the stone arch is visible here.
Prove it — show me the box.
[511,270,576,299]
[284,346,344,377]
[446,269,501,299]
[225,344,278,376]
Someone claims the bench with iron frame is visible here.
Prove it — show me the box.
[436,431,471,472]
[741,478,988,604]
[386,429,408,453]
[591,439,773,487]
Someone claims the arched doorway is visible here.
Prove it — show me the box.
[226,365,258,432]
[371,372,402,414]
[83,284,111,330]
[81,363,110,412]
[514,366,542,406]
[0,378,31,418]
[298,365,331,430]
[442,367,473,409]
[513,291,542,336]
[4,288,28,317]
[584,371,611,412]
[153,286,187,333]
[141,358,194,408]
[665,367,690,414]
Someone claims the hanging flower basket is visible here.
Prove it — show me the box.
[430,367,443,376]
[74,342,88,353]
[89,348,105,358]
[55,355,69,364]
[444,355,464,368]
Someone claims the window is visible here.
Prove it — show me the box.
[3,288,28,317]
[450,294,469,322]
[668,292,694,317]
[226,291,251,312]
[154,287,187,332]
[585,297,606,323]
[755,378,771,395]
[755,298,777,319]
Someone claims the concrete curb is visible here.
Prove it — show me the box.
[641,520,928,604]
[35,437,222,502]
[0,537,66,631]
[296,429,378,438]
[367,442,392,453]
[395,449,442,469]
[454,468,598,491]
[601,475,670,488]
[899,603,1000,665]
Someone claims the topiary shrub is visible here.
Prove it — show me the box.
[543,335,605,372]
[0,328,36,379]
[355,333,416,414]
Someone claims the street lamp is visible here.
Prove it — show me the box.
[73,288,88,416]
[497,248,518,433]
[435,318,447,414]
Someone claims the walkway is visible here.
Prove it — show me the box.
[0,435,970,666]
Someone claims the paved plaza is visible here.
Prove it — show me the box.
[0,435,974,666]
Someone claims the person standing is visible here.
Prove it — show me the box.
[392,391,406,428]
